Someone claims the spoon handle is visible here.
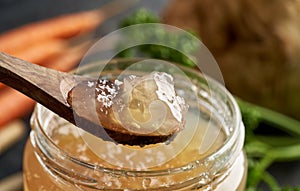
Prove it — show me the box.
[0,52,181,146]
[0,52,75,123]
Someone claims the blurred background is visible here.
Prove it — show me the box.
[0,0,299,190]
[163,0,300,122]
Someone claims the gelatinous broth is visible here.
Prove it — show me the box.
[23,101,247,190]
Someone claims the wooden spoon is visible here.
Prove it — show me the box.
[0,52,178,146]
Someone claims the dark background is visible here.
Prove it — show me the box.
[0,0,299,190]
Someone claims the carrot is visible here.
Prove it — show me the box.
[0,41,91,129]
[0,9,103,54]
[42,41,91,72]
[0,0,136,54]
[0,39,68,90]
[10,39,68,64]
[0,88,35,128]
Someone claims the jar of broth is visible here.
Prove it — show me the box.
[23,59,247,191]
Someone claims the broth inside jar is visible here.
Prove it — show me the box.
[24,83,247,191]
[43,72,236,189]
[49,101,226,171]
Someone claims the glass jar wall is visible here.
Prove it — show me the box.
[23,59,247,190]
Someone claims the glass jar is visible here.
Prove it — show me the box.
[23,59,247,191]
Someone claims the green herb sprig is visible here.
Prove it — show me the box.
[118,9,300,191]
[117,9,198,68]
